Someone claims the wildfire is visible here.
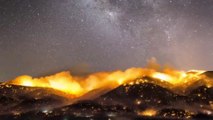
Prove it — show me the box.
[6,60,212,98]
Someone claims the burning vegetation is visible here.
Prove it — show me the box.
[6,59,210,97]
[1,59,213,119]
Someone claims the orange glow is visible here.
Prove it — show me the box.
[137,109,158,116]
[6,60,210,98]
[152,72,173,82]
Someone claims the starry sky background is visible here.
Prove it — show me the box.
[1,0,213,81]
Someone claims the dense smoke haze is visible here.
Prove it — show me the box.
[1,0,213,81]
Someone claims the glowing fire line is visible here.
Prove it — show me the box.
[6,68,209,97]
[6,60,211,98]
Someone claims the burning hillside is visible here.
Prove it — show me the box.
[6,62,210,97]
[0,61,213,119]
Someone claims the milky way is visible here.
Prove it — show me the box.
[1,0,213,81]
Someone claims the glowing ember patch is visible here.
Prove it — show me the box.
[137,109,157,116]
[22,80,33,86]
[152,72,172,82]
[135,99,142,105]
[16,75,33,87]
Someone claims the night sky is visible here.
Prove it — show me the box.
[1,0,213,81]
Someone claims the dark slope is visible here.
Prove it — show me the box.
[97,82,183,107]
[0,84,70,115]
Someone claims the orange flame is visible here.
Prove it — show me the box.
[6,60,212,98]
[137,109,158,116]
